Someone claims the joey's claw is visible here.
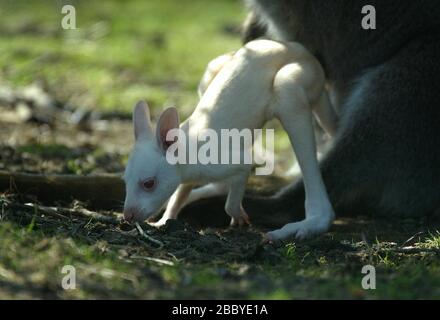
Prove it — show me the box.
[229,217,239,227]
[228,205,251,227]
[229,217,251,228]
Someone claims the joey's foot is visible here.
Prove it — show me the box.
[229,208,251,227]
[265,215,333,242]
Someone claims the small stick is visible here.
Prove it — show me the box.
[21,203,121,225]
[396,246,440,254]
[130,255,174,266]
[346,246,440,257]
[135,222,164,250]
[401,232,425,247]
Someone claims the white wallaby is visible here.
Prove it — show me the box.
[123,39,338,241]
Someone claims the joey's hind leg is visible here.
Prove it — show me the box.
[268,64,335,241]
[149,184,193,227]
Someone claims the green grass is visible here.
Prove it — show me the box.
[1,200,440,299]
[0,0,244,115]
[420,232,440,249]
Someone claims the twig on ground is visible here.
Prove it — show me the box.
[130,255,174,266]
[394,246,440,254]
[20,203,122,225]
[6,199,122,226]
[346,246,440,257]
[135,222,164,250]
[401,232,425,247]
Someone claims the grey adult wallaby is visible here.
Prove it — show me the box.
[184,0,440,238]
[244,0,440,230]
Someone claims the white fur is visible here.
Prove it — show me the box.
[124,39,338,240]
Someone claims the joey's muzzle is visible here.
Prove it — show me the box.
[123,206,142,223]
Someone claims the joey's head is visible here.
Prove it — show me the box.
[123,101,181,223]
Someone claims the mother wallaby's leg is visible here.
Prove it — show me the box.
[269,63,335,240]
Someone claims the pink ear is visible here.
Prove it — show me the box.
[156,107,180,152]
[133,100,153,140]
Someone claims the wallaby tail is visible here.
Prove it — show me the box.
[243,184,306,228]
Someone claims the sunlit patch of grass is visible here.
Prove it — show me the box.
[191,268,222,287]
[418,231,440,249]
[251,289,291,300]
[377,253,397,268]
[0,0,244,114]
[284,243,296,258]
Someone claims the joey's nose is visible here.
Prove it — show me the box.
[123,207,140,223]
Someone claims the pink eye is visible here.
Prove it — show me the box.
[141,178,156,192]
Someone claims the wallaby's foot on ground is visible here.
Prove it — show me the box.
[148,216,173,228]
[265,211,334,242]
[229,211,251,227]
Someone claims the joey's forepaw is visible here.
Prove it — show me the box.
[229,210,251,227]
[148,217,172,228]
[230,216,250,227]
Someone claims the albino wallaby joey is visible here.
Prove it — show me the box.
[123,39,338,241]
